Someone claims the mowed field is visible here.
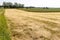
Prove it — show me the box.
[5,9,60,40]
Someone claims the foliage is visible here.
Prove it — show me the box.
[3,2,24,8]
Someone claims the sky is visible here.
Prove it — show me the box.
[0,0,60,7]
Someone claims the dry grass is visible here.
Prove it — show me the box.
[5,9,60,40]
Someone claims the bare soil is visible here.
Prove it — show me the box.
[5,9,60,40]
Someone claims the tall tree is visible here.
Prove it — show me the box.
[14,3,19,8]
[3,2,13,8]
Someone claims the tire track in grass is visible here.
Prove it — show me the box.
[34,15,58,21]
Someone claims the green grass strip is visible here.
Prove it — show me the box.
[0,9,11,40]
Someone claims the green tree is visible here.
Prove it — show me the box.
[3,2,13,8]
[19,4,24,8]
[14,3,19,8]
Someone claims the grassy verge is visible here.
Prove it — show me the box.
[0,9,11,40]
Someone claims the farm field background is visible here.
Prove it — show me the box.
[4,9,60,40]
[1,0,60,40]
[19,8,60,12]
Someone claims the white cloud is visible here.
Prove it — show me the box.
[0,0,60,7]
[20,0,60,7]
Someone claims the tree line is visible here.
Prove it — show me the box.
[0,2,24,8]
[0,2,48,9]
[0,2,35,8]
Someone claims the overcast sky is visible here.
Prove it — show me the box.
[0,0,60,7]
